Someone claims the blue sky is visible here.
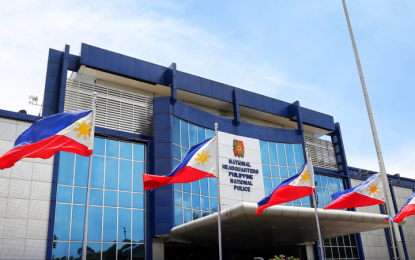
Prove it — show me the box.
[0,1,413,177]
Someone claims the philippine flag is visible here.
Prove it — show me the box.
[256,162,313,215]
[324,173,385,210]
[391,191,415,223]
[0,110,94,170]
[142,137,217,190]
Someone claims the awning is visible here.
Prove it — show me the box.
[170,202,403,249]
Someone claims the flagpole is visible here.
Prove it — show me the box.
[306,148,325,260]
[341,1,399,259]
[82,92,97,260]
[214,123,223,260]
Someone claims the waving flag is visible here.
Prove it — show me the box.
[143,137,217,190]
[256,162,313,215]
[391,191,415,223]
[324,173,385,210]
[0,110,94,170]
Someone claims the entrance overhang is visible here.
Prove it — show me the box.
[170,202,404,249]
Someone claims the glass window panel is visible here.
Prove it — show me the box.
[345,247,352,258]
[268,143,278,165]
[272,178,281,188]
[102,243,116,260]
[133,162,144,193]
[330,237,338,246]
[58,152,75,185]
[118,209,131,242]
[197,127,205,142]
[53,242,69,260]
[119,160,132,191]
[184,209,192,223]
[316,187,324,208]
[271,166,280,178]
[181,148,188,160]
[106,140,119,158]
[343,235,351,246]
[118,244,132,260]
[120,142,132,160]
[201,196,209,211]
[209,178,217,197]
[285,144,295,166]
[202,211,210,217]
[91,156,104,189]
[259,141,269,165]
[57,186,72,203]
[189,124,197,147]
[327,176,334,189]
[133,193,144,209]
[337,235,344,246]
[133,210,145,243]
[105,190,118,207]
[192,210,201,220]
[174,183,182,191]
[173,145,181,160]
[70,242,83,259]
[103,207,117,242]
[172,159,180,171]
[323,188,331,206]
[332,247,340,258]
[75,155,89,187]
[119,192,131,208]
[183,183,191,193]
[288,167,297,177]
[338,247,346,258]
[321,175,328,188]
[206,129,214,139]
[301,197,310,206]
[324,239,331,246]
[277,143,287,166]
[105,158,118,190]
[293,144,304,166]
[54,204,71,240]
[183,193,191,208]
[210,198,218,212]
[174,207,183,226]
[262,165,271,177]
[173,117,180,145]
[264,178,272,195]
[191,181,200,194]
[133,144,145,162]
[86,243,101,260]
[339,178,345,190]
[352,247,359,257]
[200,178,209,196]
[94,137,105,156]
[90,189,103,206]
[87,206,102,242]
[324,247,333,258]
[314,174,321,187]
[71,205,85,241]
[350,234,357,246]
[73,187,87,205]
[334,178,341,190]
[279,167,288,178]
[180,121,189,148]
[192,195,201,209]
[293,198,301,205]
[174,191,182,207]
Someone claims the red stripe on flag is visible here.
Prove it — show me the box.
[0,135,91,170]
[143,166,216,190]
[256,185,313,215]
[394,204,415,223]
[323,192,385,210]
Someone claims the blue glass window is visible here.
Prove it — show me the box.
[118,209,131,242]
[70,242,82,259]
[106,140,119,158]
[103,207,117,242]
[133,193,144,209]
[321,175,328,188]
[285,144,295,166]
[74,155,89,187]
[86,243,101,259]
[271,166,279,178]
[201,196,209,211]
[197,127,205,142]
[192,195,201,210]
[200,178,209,196]
[54,204,71,240]
[73,187,86,205]
[91,156,104,189]
[173,117,180,145]
[259,140,269,164]
[183,183,191,193]
[133,144,145,162]
[174,207,183,226]
[191,181,200,194]
[264,178,272,195]
[210,198,218,212]
[119,160,132,191]
[277,143,287,166]
[119,192,131,208]
[120,142,132,160]
[57,186,72,203]
[192,210,201,220]
[327,177,334,189]
[93,137,105,156]
[174,183,182,191]
[105,190,118,207]
[293,144,304,166]
[183,193,191,208]
[323,188,330,206]
[279,167,288,178]
[53,242,69,260]
[90,189,103,206]
[269,143,278,165]
[273,178,281,187]
[71,205,85,241]
[87,206,102,242]
[180,121,189,148]
[181,148,188,160]
[189,124,197,147]
[173,145,181,160]
[262,165,271,177]
[133,210,145,243]
[105,158,118,190]
[133,162,144,193]
[288,167,297,177]
[174,191,182,207]
[102,244,115,260]
[209,178,217,197]
[184,209,192,223]
[206,129,214,139]
[58,152,74,185]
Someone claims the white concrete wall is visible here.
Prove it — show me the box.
[0,117,54,260]
[350,178,390,260]
[393,186,415,259]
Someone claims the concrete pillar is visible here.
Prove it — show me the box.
[305,244,316,260]
[152,238,164,260]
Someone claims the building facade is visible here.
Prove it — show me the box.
[0,43,414,260]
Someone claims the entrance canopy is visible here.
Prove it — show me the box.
[170,202,403,249]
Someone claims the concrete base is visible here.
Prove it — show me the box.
[152,238,164,260]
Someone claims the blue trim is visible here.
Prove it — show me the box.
[232,89,240,125]
[0,109,41,122]
[379,204,394,260]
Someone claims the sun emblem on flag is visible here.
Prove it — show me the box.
[73,119,91,140]
[194,150,211,166]
[299,170,310,184]
[233,140,245,158]
[367,183,381,196]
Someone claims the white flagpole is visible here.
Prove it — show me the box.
[306,148,325,260]
[82,92,97,260]
[341,1,399,259]
[214,123,223,260]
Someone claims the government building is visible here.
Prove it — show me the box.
[0,43,414,260]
